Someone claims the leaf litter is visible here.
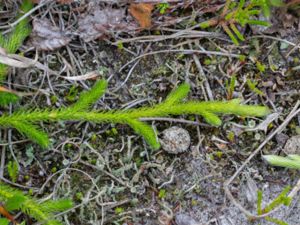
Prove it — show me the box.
[78,3,138,42]
[128,3,154,29]
[28,18,71,50]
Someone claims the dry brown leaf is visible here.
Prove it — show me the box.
[129,3,154,29]
[28,19,71,51]
[78,5,137,42]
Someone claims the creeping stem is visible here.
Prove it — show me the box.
[0,80,270,149]
[0,100,269,126]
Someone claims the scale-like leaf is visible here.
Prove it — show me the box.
[0,0,33,80]
[127,119,159,150]
[40,199,73,213]
[230,23,245,41]
[0,92,19,106]
[5,194,26,211]
[201,111,222,126]
[164,83,190,105]
[71,80,107,111]
[10,121,49,148]
[0,218,10,225]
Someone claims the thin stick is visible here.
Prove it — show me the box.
[0,133,6,178]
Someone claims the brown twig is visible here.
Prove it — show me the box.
[0,204,16,224]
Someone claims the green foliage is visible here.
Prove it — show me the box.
[246,79,265,96]
[225,75,236,99]
[5,193,26,211]
[157,3,170,14]
[0,0,33,81]
[265,217,288,225]
[40,199,75,213]
[114,207,124,214]
[256,186,291,225]
[199,0,271,45]
[251,0,283,17]
[0,92,19,107]
[0,182,73,225]
[263,155,300,169]
[0,79,270,150]
[7,161,19,183]
[225,0,270,26]
[64,85,78,103]
[158,189,167,199]
[0,218,9,225]
[256,61,266,72]
[9,120,50,148]
[70,80,107,111]
[257,189,263,215]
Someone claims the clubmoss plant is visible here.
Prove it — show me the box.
[0,182,73,225]
[0,0,32,80]
[0,79,270,150]
[260,153,300,224]
[247,79,265,96]
[200,0,271,45]
[0,89,19,106]
[157,3,170,14]
[225,75,236,100]
[251,0,283,17]
[0,0,32,106]
[263,154,300,169]
[256,186,291,225]
[7,161,19,183]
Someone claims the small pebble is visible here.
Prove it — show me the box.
[160,126,191,154]
[283,135,300,155]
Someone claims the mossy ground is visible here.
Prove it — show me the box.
[0,1,300,225]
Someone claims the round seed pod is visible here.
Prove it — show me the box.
[160,126,191,154]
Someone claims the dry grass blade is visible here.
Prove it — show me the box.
[0,54,29,68]
[63,71,100,81]
[0,53,58,75]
